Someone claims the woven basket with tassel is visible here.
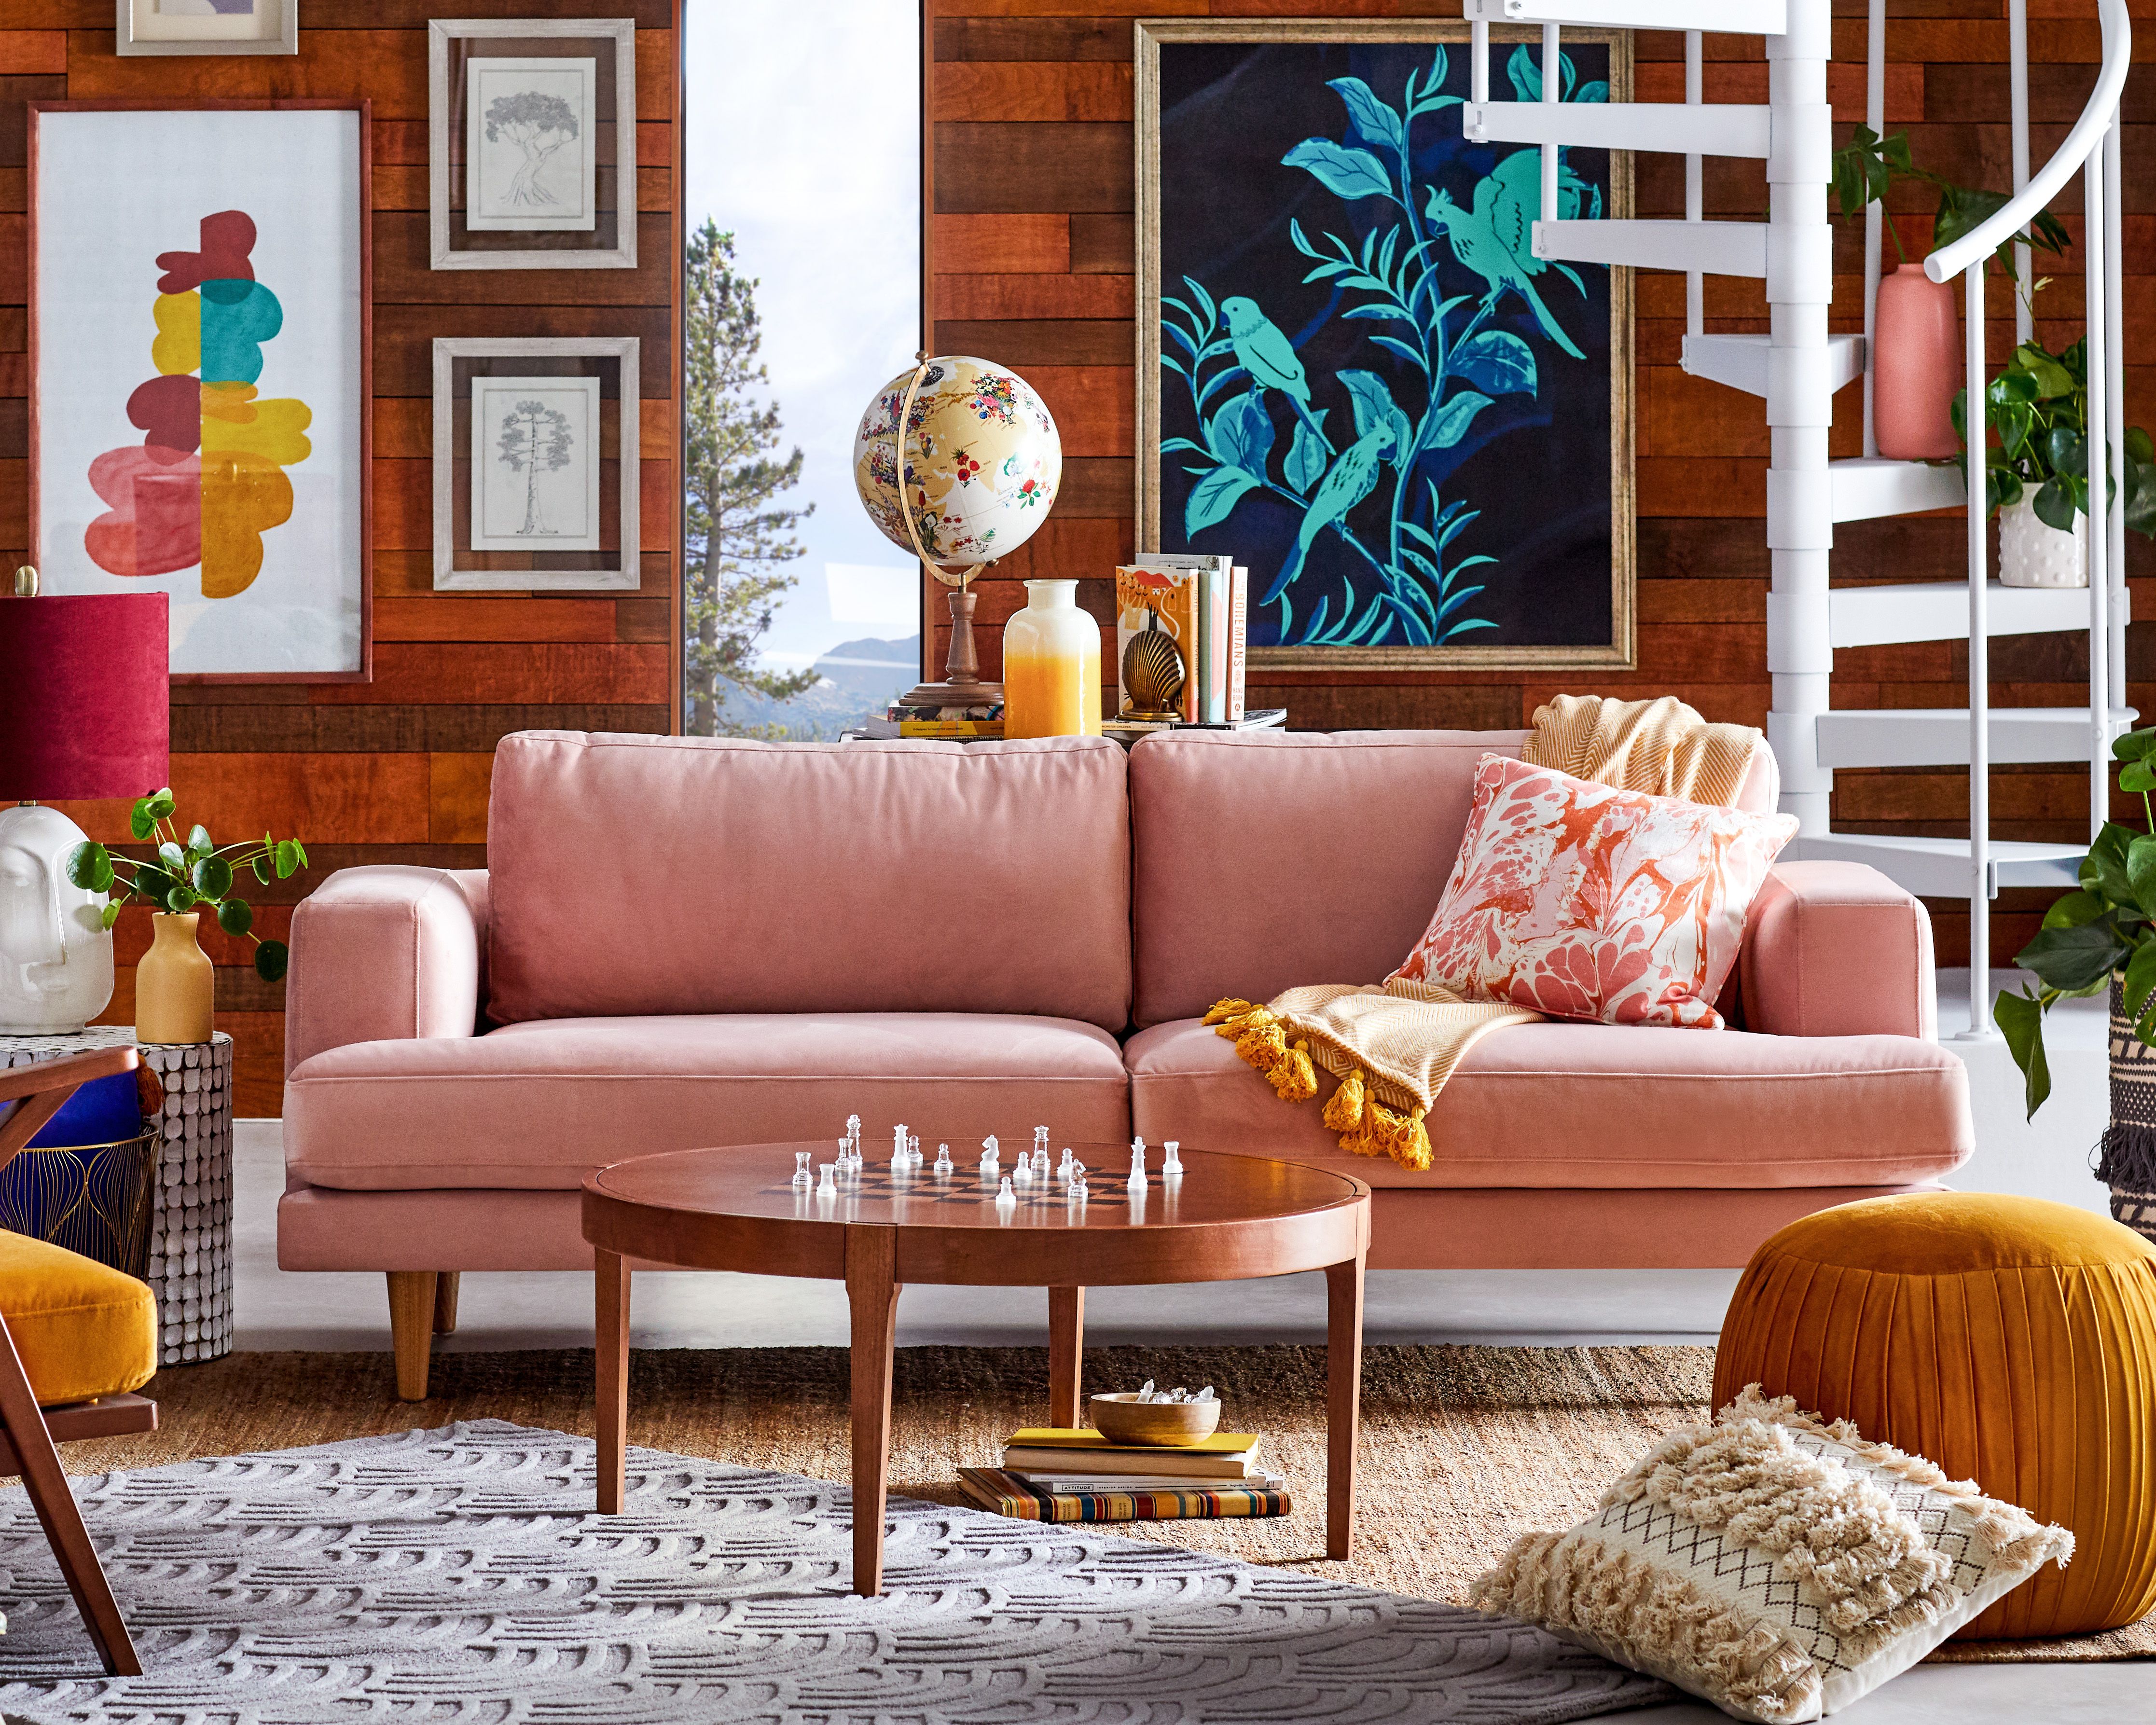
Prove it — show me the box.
[2102,980,2156,1245]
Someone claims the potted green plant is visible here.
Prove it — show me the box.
[1950,337,2156,587]
[62,789,306,1044]
[1831,126,2069,461]
[1997,728,2156,1242]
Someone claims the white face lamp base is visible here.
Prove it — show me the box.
[0,802,116,1035]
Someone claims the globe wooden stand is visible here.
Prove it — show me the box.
[899,582,1003,712]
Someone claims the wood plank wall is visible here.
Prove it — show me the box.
[24,0,682,1114]
[927,0,2152,965]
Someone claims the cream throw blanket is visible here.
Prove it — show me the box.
[1204,695,1768,1171]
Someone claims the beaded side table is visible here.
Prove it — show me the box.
[0,1026,234,1366]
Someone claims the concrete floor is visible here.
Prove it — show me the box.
[225,969,2144,1717]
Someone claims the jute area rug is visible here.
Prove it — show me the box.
[54,1342,2156,1666]
[0,1420,1672,1724]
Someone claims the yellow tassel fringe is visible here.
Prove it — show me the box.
[1203,999,1436,1173]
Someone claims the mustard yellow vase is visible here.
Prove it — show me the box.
[1713,1192,2156,1638]
[135,912,214,1045]
[1002,579,1101,738]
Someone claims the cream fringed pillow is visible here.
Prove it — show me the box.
[1468,1388,2073,1723]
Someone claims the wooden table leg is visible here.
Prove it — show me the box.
[595,1250,630,1514]
[1048,1286,1085,1429]
[845,1226,901,1596]
[1325,1255,1365,1561]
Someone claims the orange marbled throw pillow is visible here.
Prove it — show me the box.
[1389,753,1798,1028]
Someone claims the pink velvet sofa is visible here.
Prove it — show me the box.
[281,729,1973,1395]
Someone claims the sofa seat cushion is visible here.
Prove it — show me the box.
[1126,1018,1972,1189]
[284,1013,1130,1192]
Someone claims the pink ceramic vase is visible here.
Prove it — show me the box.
[1873,264,1962,460]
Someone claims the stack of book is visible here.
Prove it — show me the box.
[959,1425,1287,1523]
[1113,554,1249,727]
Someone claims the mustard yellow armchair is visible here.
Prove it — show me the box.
[0,1047,160,1676]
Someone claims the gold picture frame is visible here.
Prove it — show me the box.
[1135,18,1636,670]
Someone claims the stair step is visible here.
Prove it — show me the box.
[1684,333,1863,400]
[1463,0,1786,32]
[1534,218,1765,277]
[1795,834,2087,898]
[1465,100,1769,159]
[1829,456,1966,523]
[1829,580,2101,649]
[1814,706,2137,769]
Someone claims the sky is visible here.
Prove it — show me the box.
[683,0,922,677]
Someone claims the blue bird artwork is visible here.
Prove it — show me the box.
[1221,296,1335,457]
[1155,40,1615,652]
[1263,420,1394,604]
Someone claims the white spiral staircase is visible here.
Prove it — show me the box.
[1461,0,2133,1037]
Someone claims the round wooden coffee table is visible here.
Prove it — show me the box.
[581,1140,1371,1594]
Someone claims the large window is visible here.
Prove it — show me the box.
[681,0,922,737]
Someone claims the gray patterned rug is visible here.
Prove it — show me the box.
[0,1421,1671,1724]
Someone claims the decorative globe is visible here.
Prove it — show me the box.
[853,356,1060,583]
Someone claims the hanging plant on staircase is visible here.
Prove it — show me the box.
[1997,728,2156,1243]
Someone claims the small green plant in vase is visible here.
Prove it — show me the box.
[63,787,306,982]
[1998,729,2156,1243]
[1950,336,2156,544]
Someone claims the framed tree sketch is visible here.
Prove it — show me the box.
[1136,20,1635,669]
[28,102,372,682]
[429,19,637,270]
[116,0,298,56]
[432,337,640,590]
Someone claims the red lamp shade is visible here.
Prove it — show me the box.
[0,593,170,800]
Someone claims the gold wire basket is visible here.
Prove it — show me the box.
[0,1131,157,1280]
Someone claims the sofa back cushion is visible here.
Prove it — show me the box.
[1129,730,1531,1026]
[486,732,1132,1030]
[1130,729,1781,1027]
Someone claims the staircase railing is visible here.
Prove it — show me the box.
[1918,0,2130,1030]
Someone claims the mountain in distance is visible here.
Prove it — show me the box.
[720,635,920,739]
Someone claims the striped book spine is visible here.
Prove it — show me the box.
[958,1467,1290,1523]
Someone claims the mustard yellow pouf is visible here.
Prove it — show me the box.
[1713,1192,2156,1639]
[0,1231,157,1407]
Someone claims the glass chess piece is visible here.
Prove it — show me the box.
[934,1143,954,1177]
[980,1136,999,1177]
[1033,1126,1050,1160]
[995,1175,1017,1214]
[1161,1140,1183,1176]
[817,1163,837,1196]
[1058,1147,1075,1183]
[1128,1140,1147,1187]
[908,1133,922,1167]
[1031,1147,1050,1182]
[1066,1173,1087,1205]
[846,1113,861,1145]
[792,1151,814,1189]
[1012,1156,1032,1187]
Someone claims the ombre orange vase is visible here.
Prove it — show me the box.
[1873,264,1962,460]
[1001,579,1101,738]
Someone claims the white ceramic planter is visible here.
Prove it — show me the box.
[1997,495,2087,588]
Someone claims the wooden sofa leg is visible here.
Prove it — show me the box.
[0,1323,139,1675]
[387,1272,439,1401]
[432,1271,461,1336]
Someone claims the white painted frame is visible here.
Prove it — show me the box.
[117,0,297,56]
[432,337,640,590]
[428,18,637,271]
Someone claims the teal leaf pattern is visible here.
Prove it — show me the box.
[1161,45,1610,647]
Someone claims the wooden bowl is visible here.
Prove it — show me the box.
[1088,1392,1222,1447]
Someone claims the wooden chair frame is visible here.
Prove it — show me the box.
[0,1047,160,1676]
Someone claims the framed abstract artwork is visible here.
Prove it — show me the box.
[431,337,641,590]
[428,19,637,270]
[116,0,298,56]
[1136,20,1635,669]
[28,102,372,683]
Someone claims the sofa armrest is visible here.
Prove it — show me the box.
[1741,861,1936,1041]
[284,867,488,1074]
